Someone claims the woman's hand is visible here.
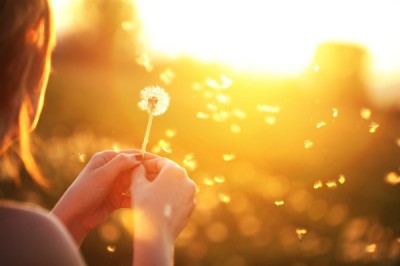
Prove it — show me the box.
[131,157,197,266]
[51,150,142,245]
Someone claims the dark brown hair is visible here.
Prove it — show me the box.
[0,0,55,187]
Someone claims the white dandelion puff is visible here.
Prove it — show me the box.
[138,86,170,116]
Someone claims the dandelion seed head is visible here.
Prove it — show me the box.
[138,86,170,116]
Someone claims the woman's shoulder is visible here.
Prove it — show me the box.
[0,200,86,266]
[0,200,51,219]
[0,200,62,232]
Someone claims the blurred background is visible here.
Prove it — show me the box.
[2,0,400,265]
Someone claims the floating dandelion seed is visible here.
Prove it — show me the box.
[203,178,215,186]
[313,180,323,189]
[206,103,218,111]
[214,175,226,183]
[112,144,120,152]
[385,172,400,185]
[265,116,277,125]
[366,243,377,253]
[205,78,220,90]
[230,124,241,134]
[160,68,175,84]
[274,200,285,206]
[136,53,153,72]
[216,94,231,104]
[78,153,86,163]
[313,64,320,72]
[223,153,236,161]
[221,74,233,89]
[219,193,231,203]
[338,175,346,184]
[361,108,372,120]
[332,108,339,117]
[107,245,116,253]
[296,228,308,240]
[396,138,400,147]
[326,180,338,188]
[257,105,281,113]
[304,140,314,149]
[121,21,134,31]
[316,121,326,128]
[183,154,197,171]
[165,129,176,138]
[196,112,210,119]
[138,86,170,157]
[369,122,379,133]
[232,108,247,119]
[191,82,204,91]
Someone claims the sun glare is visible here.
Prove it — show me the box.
[52,0,92,34]
[134,0,400,76]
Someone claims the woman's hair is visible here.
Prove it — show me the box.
[0,0,54,188]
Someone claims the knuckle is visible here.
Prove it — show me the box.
[187,180,197,192]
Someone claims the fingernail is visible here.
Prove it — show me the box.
[134,154,143,161]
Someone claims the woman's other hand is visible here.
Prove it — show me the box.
[131,157,197,266]
[51,150,142,245]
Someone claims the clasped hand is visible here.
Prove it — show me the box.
[51,150,196,246]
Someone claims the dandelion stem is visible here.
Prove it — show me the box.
[141,114,153,158]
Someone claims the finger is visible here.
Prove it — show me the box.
[118,150,160,160]
[131,164,150,187]
[87,150,119,170]
[141,157,178,173]
[120,194,132,208]
[97,153,140,184]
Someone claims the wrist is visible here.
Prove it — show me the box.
[51,202,87,246]
[133,211,174,266]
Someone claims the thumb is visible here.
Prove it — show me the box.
[131,164,149,188]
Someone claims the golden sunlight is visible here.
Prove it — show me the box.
[134,0,400,76]
[52,0,94,34]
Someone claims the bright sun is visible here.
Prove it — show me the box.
[134,0,400,76]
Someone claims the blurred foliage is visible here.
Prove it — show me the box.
[2,1,400,266]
